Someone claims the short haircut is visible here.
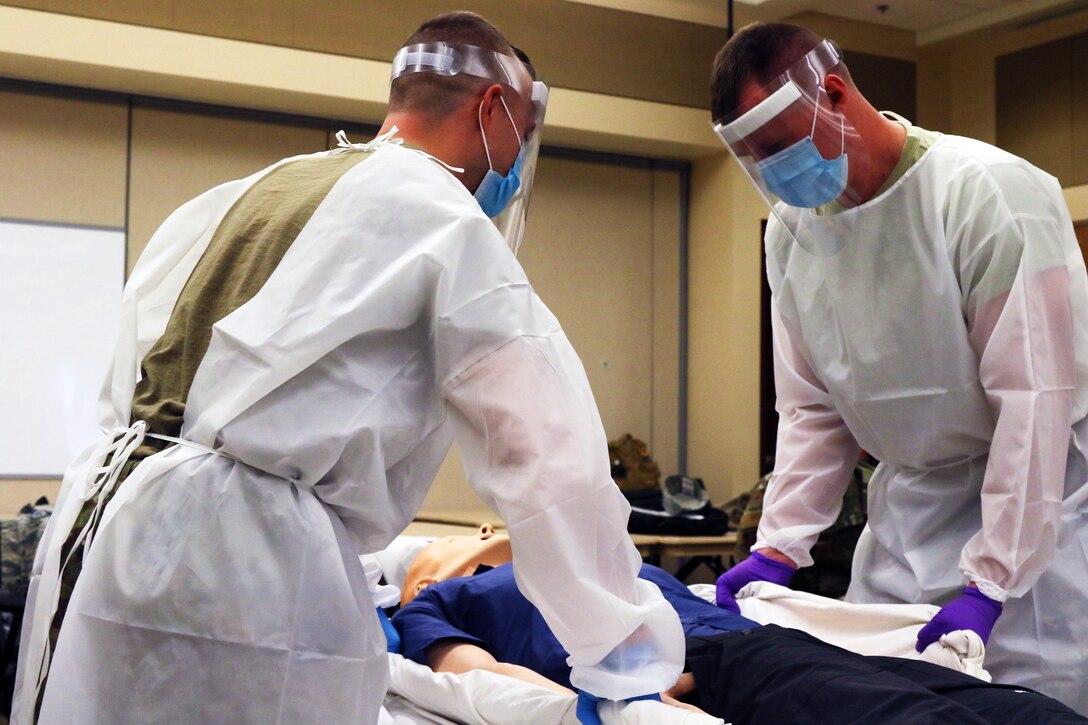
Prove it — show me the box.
[710,22,850,122]
[389,12,535,119]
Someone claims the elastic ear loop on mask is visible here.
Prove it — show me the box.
[478,94,523,171]
[810,84,845,157]
[804,46,845,158]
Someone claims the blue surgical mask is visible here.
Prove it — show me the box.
[474,96,524,218]
[756,104,848,208]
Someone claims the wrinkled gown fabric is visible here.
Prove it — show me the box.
[11,141,683,725]
[757,133,1088,712]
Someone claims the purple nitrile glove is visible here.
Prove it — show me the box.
[715,550,797,613]
[915,587,1003,653]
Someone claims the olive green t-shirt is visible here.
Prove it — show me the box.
[818,121,942,216]
[128,150,373,459]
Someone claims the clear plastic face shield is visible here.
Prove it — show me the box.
[712,40,868,216]
[492,81,547,256]
[391,42,549,255]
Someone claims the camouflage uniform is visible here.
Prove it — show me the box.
[0,497,53,717]
[0,498,53,599]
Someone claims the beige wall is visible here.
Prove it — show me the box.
[916,9,1088,142]
[0,4,746,512]
[1,78,684,516]
[686,153,766,504]
[423,154,684,511]
[0,0,727,109]
[0,6,703,518]
[0,85,127,227]
[1066,185,1088,224]
[994,32,1088,188]
[127,101,327,271]
[9,3,1088,513]
[916,15,1088,227]
[0,83,130,513]
[0,5,716,160]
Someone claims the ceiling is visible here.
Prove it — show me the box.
[562,0,1088,43]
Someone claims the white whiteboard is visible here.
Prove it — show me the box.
[0,219,124,476]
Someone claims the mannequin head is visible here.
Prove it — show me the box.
[401,523,513,605]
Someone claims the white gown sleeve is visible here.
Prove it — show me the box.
[956,172,1078,601]
[443,333,685,700]
[753,300,862,567]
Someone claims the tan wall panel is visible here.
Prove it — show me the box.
[996,38,1075,184]
[948,50,996,144]
[915,47,951,132]
[0,7,720,163]
[651,168,682,477]
[0,479,61,516]
[687,152,763,504]
[687,154,733,504]
[1065,183,1088,223]
[0,84,125,506]
[127,101,327,271]
[917,8,1088,146]
[520,155,655,443]
[842,51,916,121]
[0,84,127,226]
[3,0,726,109]
[785,11,916,62]
[425,153,681,510]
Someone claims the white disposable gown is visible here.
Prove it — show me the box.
[12,140,683,724]
[757,134,1088,712]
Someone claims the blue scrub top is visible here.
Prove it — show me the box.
[392,562,758,689]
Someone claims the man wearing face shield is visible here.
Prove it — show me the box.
[709,22,1088,713]
[12,12,682,725]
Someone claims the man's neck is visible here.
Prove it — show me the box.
[378,113,485,192]
[852,111,908,205]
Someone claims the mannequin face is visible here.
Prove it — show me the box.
[401,523,513,605]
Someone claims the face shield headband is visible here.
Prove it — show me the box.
[392,42,535,98]
[390,42,548,254]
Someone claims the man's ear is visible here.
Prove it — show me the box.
[823,74,849,110]
[414,578,436,596]
[479,83,505,124]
